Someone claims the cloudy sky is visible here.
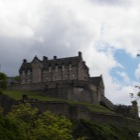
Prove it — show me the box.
[0,0,140,105]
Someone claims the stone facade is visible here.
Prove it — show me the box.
[19,52,89,84]
[17,52,114,108]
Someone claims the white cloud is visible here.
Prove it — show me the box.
[117,71,130,84]
[135,64,140,80]
[0,0,140,105]
[0,0,45,38]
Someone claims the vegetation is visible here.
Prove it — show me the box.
[1,103,76,140]
[14,75,20,83]
[0,103,139,140]
[0,72,7,89]
[73,119,139,140]
[0,90,140,139]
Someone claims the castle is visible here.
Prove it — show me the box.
[19,52,89,84]
[18,52,114,110]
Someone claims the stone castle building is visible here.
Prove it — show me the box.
[18,52,114,110]
[19,52,89,84]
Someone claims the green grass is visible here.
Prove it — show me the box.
[2,90,114,114]
[65,100,115,114]
[2,90,61,101]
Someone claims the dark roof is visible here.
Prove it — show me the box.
[19,54,84,72]
[19,63,32,72]
[90,76,104,87]
[43,56,81,69]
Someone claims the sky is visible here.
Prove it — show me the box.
[0,0,140,106]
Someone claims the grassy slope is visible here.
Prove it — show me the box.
[3,90,114,114]
[73,119,139,140]
[2,90,140,140]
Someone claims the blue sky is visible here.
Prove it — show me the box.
[112,49,139,82]
[0,0,140,105]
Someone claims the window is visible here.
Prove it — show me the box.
[22,71,25,76]
[27,70,30,75]
[27,77,31,82]
[72,74,76,79]
[22,79,25,84]
[62,65,65,71]
[49,66,51,72]
[69,64,72,70]
[52,76,55,81]
[65,74,68,79]
[55,65,58,72]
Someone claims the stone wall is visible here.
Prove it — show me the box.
[0,94,17,114]
[9,80,100,104]
[100,96,115,111]
[9,83,46,91]
[0,94,139,128]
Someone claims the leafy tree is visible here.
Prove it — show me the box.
[0,106,24,140]
[8,103,74,140]
[0,72,7,89]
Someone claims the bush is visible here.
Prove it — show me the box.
[0,90,3,95]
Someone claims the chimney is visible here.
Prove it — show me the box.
[43,56,48,61]
[78,51,82,57]
[54,56,57,60]
[23,59,27,63]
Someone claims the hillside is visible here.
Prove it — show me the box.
[2,90,114,114]
[1,90,140,140]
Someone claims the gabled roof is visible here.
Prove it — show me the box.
[19,56,42,72]
[90,75,104,88]
[19,52,85,72]
[19,63,32,72]
[31,55,41,63]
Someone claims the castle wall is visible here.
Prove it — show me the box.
[78,61,88,81]
[31,59,43,83]
[100,96,115,111]
[0,94,17,114]
[9,80,104,105]
[9,83,46,90]
[0,94,139,129]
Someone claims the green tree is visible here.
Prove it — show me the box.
[0,72,7,89]
[8,103,74,140]
[0,107,24,140]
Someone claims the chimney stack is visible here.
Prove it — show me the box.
[78,51,82,58]
[43,56,48,61]
[23,59,27,63]
[54,56,57,60]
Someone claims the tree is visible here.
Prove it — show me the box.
[0,72,7,89]
[129,91,140,117]
[0,107,24,140]
[8,103,74,140]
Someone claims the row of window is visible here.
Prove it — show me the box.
[21,73,77,83]
[22,65,73,76]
